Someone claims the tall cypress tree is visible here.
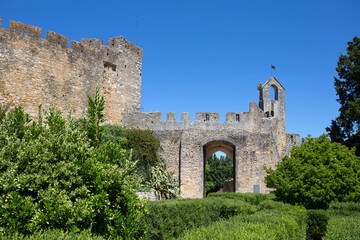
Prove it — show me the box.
[326,36,360,156]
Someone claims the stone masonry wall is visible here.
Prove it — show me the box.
[123,78,301,199]
[0,18,142,123]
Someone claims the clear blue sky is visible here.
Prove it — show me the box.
[1,0,359,139]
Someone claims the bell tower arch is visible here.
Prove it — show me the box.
[259,76,285,120]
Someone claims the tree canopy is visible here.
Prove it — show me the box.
[265,134,360,209]
[326,36,360,156]
[205,154,233,195]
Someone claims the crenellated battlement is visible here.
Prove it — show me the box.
[121,102,280,133]
[0,18,142,61]
[0,18,143,124]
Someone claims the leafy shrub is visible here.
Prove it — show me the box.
[124,128,179,198]
[306,210,329,240]
[103,124,127,146]
[0,104,144,238]
[86,86,105,148]
[146,157,180,199]
[265,134,360,209]
[0,103,10,122]
[125,128,160,167]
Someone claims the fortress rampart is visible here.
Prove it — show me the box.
[123,77,300,198]
[0,18,142,123]
[0,18,301,198]
[123,102,276,132]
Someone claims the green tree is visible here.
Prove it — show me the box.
[326,36,360,156]
[265,134,360,209]
[205,154,233,195]
[87,86,105,148]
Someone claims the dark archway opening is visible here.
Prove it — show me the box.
[203,140,236,197]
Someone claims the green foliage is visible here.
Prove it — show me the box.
[180,203,307,240]
[324,203,360,240]
[329,201,360,212]
[205,154,233,195]
[265,134,360,209]
[306,210,329,240]
[100,124,180,199]
[0,103,10,123]
[140,197,258,239]
[208,192,275,205]
[124,128,179,198]
[102,124,127,146]
[125,128,160,167]
[327,36,360,156]
[87,86,105,148]
[146,157,180,199]
[0,104,144,238]
[1,229,105,240]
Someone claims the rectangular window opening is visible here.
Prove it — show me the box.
[236,114,240,122]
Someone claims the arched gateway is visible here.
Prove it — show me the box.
[203,139,236,197]
[122,77,300,198]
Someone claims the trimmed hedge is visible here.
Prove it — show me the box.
[180,204,308,240]
[1,229,104,240]
[306,210,329,240]
[140,193,307,240]
[323,202,360,240]
[207,192,275,204]
[323,214,360,240]
[139,198,257,239]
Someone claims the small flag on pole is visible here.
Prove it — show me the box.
[271,63,275,76]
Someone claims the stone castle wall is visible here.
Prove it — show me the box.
[123,77,300,198]
[0,18,142,123]
[0,18,300,199]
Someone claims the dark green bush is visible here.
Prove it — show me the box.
[140,197,257,239]
[125,128,160,167]
[103,124,127,145]
[306,210,329,240]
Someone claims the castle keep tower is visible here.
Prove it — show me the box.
[0,18,142,123]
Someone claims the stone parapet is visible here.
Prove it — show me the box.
[0,18,143,123]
